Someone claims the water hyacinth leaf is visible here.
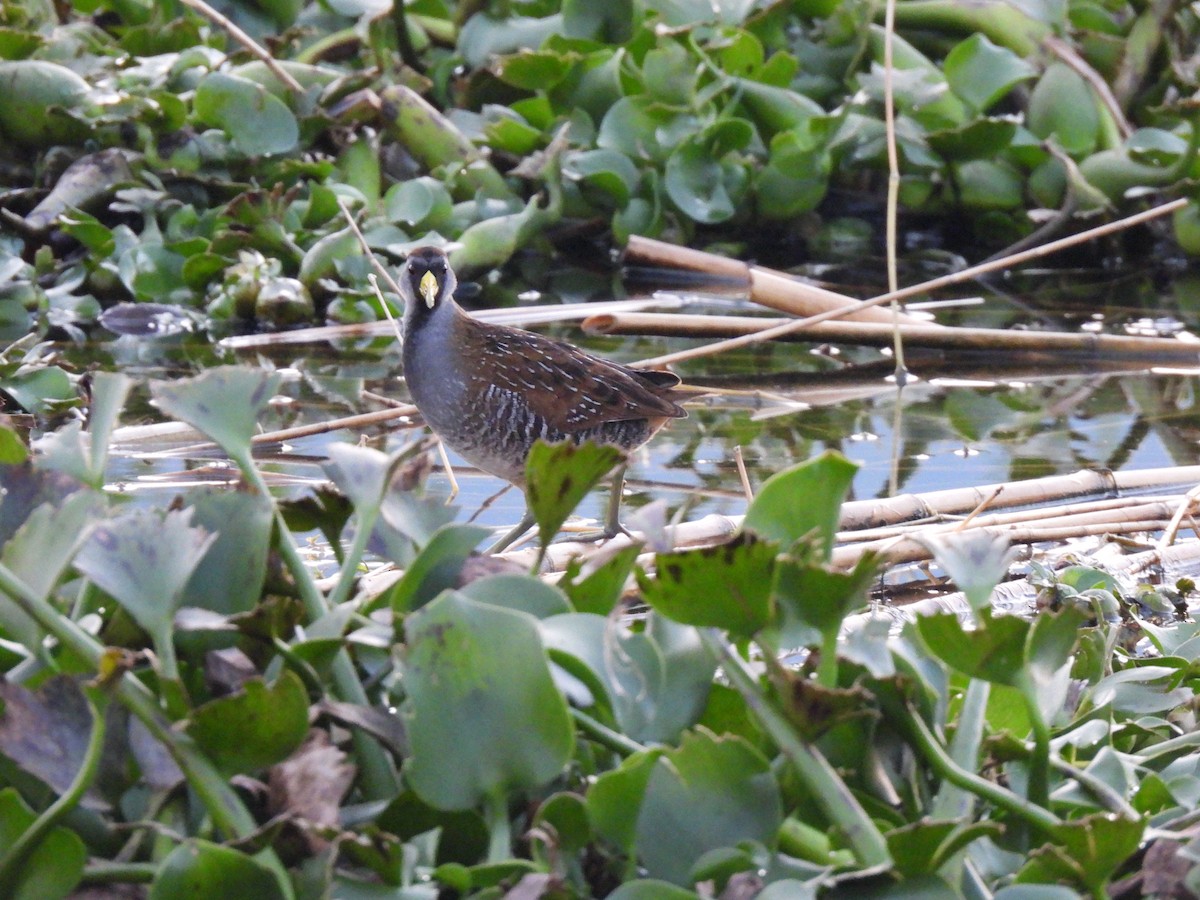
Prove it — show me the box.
[150,839,286,900]
[193,72,299,157]
[922,530,1015,611]
[180,490,272,615]
[917,610,1029,687]
[587,748,663,852]
[0,787,86,900]
[323,443,396,513]
[461,574,572,619]
[457,13,564,69]
[757,129,830,219]
[385,176,453,230]
[637,532,777,637]
[1016,813,1144,892]
[0,677,100,808]
[525,439,624,550]
[886,819,1003,876]
[1026,63,1100,157]
[606,882,701,900]
[30,422,90,487]
[384,523,491,615]
[564,148,640,207]
[743,451,856,558]
[772,553,878,646]
[562,0,635,41]
[151,366,281,460]
[0,424,26,464]
[1,365,75,414]
[561,543,641,615]
[376,791,489,865]
[403,591,574,810]
[637,730,782,885]
[86,371,132,482]
[492,51,572,90]
[664,133,750,224]
[0,492,101,648]
[1026,607,1086,720]
[944,33,1037,112]
[185,671,309,775]
[75,508,215,643]
[927,118,1018,161]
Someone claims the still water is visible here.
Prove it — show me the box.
[80,255,1200,551]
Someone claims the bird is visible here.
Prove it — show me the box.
[397,245,687,552]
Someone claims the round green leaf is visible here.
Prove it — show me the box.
[944,33,1036,113]
[151,839,286,900]
[404,591,574,810]
[185,671,310,775]
[193,72,299,156]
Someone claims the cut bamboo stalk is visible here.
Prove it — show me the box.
[584,311,1200,364]
[624,234,928,325]
[217,296,685,350]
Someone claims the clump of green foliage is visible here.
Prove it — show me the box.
[1,366,1200,898]
[1,0,1199,344]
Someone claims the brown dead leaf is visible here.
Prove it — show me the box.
[268,729,355,854]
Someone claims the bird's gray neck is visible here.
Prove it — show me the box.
[402,300,466,414]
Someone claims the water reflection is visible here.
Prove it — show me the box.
[73,260,1200,547]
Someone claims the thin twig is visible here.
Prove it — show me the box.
[634,198,1187,369]
[177,0,305,96]
[733,445,753,501]
[955,486,1004,532]
[1158,482,1200,549]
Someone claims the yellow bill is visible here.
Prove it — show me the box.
[420,270,439,308]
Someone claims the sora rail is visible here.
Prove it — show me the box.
[398,246,687,551]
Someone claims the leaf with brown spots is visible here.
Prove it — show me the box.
[525,439,624,550]
[636,532,779,637]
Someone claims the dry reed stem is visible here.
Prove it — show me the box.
[632,198,1188,369]
[178,0,305,95]
[588,312,1200,363]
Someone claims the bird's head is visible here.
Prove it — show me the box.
[400,246,456,321]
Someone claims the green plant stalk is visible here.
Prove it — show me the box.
[932,678,988,819]
[154,629,190,720]
[884,692,1062,837]
[888,0,1049,56]
[0,688,106,886]
[80,861,158,884]
[232,447,398,799]
[1021,678,1052,811]
[269,504,399,799]
[571,708,645,758]
[485,790,511,865]
[701,629,892,868]
[0,562,295,899]
[932,678,988,889]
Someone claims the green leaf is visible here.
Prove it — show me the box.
[560,543,641,615]
[185,671,309,775]
[944,33,1037,112]
[493,51,572,90]
[151,367,281,461]
[1016,813,1143,892]
[1027,63,1099,157]
[86,372,132,483]
[404,591,574,809]
[773,552,878,645]
[0,492,101,648]
[743,451,856,559]
[193,72,299,156]
[385,523,491,615]
[921,530,1015,611]
[927,119,1018,160]
[75,508,214,644]
[564,148,641,207]
[460,574,571,619]
[587,748,663,851]
[1,366,75,414]
[385,176,453,230]
[757,128,830,219]
[917,610,1029,687]
[664,124,753,224]
[606,881,701,900]
[0,424,27,464]
[525,439,624,551]
[637,729,782,885]
[637,532,778,637]
[180,490,272,615]
[151,839,286,900]
[0,787,86,900]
